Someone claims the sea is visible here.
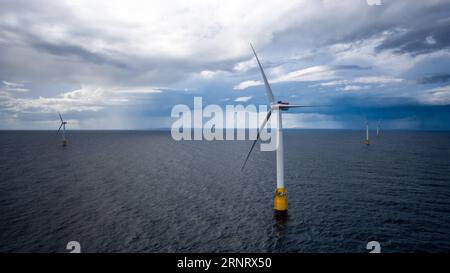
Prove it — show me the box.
[0,130,449,253]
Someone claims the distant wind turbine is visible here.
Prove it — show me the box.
[377,120,380,137]
[241,44,312,215]
[57,112,68,147]
[364,119,370,145]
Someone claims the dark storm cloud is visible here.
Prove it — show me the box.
[333,65,370,71]
[419,74,450,84]
[375,20,450,55]
[354,0,450,52]
[267,0,450,54]
[0,23,128,69]
[32,41,129,69]
[275,0,447,61]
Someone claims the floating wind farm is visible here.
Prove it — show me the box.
[1,0,450,256]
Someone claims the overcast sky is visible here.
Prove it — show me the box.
[1,0,450,129]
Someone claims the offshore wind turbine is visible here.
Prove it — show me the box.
[57,112,68,147]
[376,120,380,137]
[364,119,370,145]
[242,44,310,215]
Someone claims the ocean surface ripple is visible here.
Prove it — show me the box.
[0,130,449,253]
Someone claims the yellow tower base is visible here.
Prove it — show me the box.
[274,188,288,213]
[364,139,370,145]
[63,140,68,147]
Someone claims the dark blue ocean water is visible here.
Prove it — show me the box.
[0,130,449,253]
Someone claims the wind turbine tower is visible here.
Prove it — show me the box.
[377,120,380,137]
[364,119,370,145]
[57,112,68,147]
[242,44,309,215]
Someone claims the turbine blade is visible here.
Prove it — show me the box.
[58,112,63,122]
[241,110,272,171]
[250,43,275,104]
[57,123,63,134]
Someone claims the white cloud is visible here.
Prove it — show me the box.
[235,96,253,102]
[338,85,371,91]
[314,76,404,88]
[2,81,23,87]
[0,84,165,116]
[234,65,337,90]
[1,80,29,92]
[420,85,450,105]
[3,87,29,92]
[7,0,432,88]
[199,70,218,79]
[233,80,262,90]
[353,76,404,84]
[233,58,256,72]
[425,35,436,45]
[27,0,311,62]
[274,65,337,83]
[311,80,347,87]
[110,87,163,94]
[332,35,416,74]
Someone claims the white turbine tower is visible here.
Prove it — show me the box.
[57,112,68,147]
[242,44,310,215]
[364,119,370,145]
[377,120,380,137]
